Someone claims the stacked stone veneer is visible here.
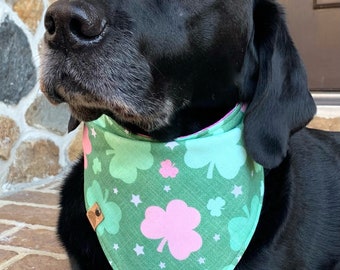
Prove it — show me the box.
[0,0,82,195]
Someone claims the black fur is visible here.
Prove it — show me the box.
[40,0,340,269]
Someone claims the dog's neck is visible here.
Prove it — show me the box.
[116,100,240,142]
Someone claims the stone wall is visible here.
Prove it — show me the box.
[0,0,82,195]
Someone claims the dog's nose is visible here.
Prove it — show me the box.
[44,0,106,49]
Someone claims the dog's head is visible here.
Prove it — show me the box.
[40,0,316,169]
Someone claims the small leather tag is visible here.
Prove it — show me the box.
[86,202,104,231]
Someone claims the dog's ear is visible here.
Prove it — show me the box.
[239,0,316,169]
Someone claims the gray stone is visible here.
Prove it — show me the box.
[0,17,37,104]
[4,0,16,6]
[25,95,71,135]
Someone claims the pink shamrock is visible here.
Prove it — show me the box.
[140,199,202,260]
[159,160,179,178]
[82,125,92,169]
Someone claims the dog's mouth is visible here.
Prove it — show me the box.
[41,77,176,134]
[68,101,174,134]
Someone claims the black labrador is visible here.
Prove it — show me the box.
[40,0,340,269]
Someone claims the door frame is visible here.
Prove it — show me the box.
[312,91,340,105]
[313,0,340,9]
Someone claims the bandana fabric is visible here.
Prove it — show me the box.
[83,104,264,270]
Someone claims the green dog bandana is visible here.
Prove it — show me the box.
[83,104,264,270]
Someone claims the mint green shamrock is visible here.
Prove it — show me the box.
[86,180,122,236]
[228,196,261,251]
[92,157,102,175]
[104,132,154,183]
[184,128,246,179]
[207,197,226,217]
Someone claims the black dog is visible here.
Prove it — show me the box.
[40,0,340,269]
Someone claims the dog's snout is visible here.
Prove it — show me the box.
[44,1,106,49]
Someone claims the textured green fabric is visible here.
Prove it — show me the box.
[84,104,264,269]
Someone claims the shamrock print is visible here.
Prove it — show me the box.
[83,125,92,169]
[159,160,179,178]
[92,157,102,175]
[207,197,226,217]
[184,127,246,179]
[228,196,261,251]
[86,180,122,236]
[140,199,202,260]
[104,132,154,183]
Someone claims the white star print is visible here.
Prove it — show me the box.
[163,185,171,192]
[159,262,166,269]
[165,141,179,150]
[113,243,119,250]
[91,128,97,137]
[113,188,118,194]
[231,185,243,198]
[131,194,142,207]
[133,244,144,256]
[198,257,205,264]
[213,234,221,241]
